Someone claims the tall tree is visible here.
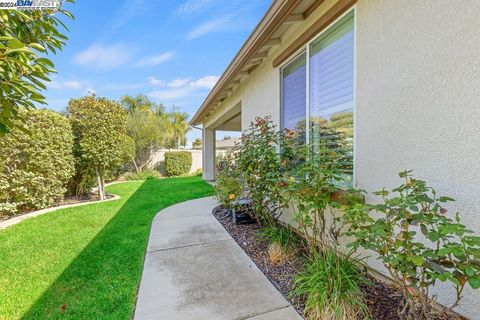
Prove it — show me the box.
[192,138,202,148]
[0,1,74,134]
[68,95,129,200]
[121,95,169,171]
[120,94,165,115]
[168,108,190,149]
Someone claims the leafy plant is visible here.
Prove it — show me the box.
[68,95,130,199]
[235,117,290,226]
[291,250,370,320]
[164,151,192,176]
[0,1,74,134]
[259,225,302,253]
[0,109,75,215]
[122,95,168,171]
[344,170,480,319]
[124,168,162,181]
[214,150,243,209]
[286,142,358,253]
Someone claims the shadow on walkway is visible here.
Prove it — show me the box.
[22,177,213,319]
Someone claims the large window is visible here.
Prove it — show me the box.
[281,10,354,183]
[281,52,306,142]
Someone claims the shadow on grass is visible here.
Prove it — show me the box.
[22,177,213,320]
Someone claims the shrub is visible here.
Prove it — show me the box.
[164,151,192,176]
[68,96,130,199]
[344,170,480,318]
[259,225,301,252]
[259,225,302,265]
[124,168,162,181]
[214,174,243,208]
[235,117,290,226]
[291,250,370,320]
[0,109,75,215]
[214,150,243,209]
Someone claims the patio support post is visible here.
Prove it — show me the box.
[203,128,216,181]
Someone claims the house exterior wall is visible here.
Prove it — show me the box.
[203,1,480,317]
[355,2,480,316]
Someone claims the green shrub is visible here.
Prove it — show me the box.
[214,174,243,209]
[0,109,75,215]
[344,170,480,318]
[68,96,130,199]
[164,151,192,176]
[124,168,162,181]
[258,225,301,252]
[235,117,290,226]
[291,250,370,320]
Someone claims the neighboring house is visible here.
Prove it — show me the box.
[215,138,240,150]
[190,0,480,317]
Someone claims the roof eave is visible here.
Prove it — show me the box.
[190,0,302,126]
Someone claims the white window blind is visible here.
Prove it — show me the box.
[282,53,306,136]
[309,11,354,181]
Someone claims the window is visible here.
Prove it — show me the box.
[280,10,355,184]
[281,52,306,141]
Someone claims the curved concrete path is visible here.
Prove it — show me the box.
[134,197,302,320]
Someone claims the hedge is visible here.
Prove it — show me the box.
[0,109,75,216]
[164,151,192,176]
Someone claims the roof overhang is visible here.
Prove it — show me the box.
[190,0,323,126]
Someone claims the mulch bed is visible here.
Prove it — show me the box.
[0,193,113,223]
[212,205,464,320]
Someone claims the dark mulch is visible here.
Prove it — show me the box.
[212,205,464,320]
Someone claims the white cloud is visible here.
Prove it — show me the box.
[136,51,174,67]
[189,75,219,89]
[73,43,134,71]
[187,15,232,40]
[148,87,194,101]
[168,78,190,88]
[147,75,219,102]
[148,76,165,86]
[102,83,146,91]
[48,79,82,90]
[174,0,213,18]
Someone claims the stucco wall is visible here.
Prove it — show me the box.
[150,149,226,175]
[204,1,480,317]
[355,2,480,316]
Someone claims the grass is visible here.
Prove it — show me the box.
[291,250,371,320]
[0,176,213,319]
[258,225,302,252]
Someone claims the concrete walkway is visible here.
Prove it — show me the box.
[134,197,302,320]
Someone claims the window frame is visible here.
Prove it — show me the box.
[279,6,357,184]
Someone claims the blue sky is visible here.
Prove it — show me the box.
[46,0,271,144]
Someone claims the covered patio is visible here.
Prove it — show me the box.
[201,102,241,181]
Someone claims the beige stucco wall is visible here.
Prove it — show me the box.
[355,2,480,316]
[204,1,480,317]
[151,149,226,175]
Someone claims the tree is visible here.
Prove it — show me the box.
[166,108,190,149]
[68,95,129,200]
[192,138,202,148]
[0,1,74,134]
[121,94,165,115]
[121,95,169,171]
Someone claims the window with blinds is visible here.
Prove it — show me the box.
[281,52,306,141]
[309,11,354,184]
[280,10,354,185]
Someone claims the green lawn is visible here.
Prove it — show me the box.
[0,176,213,319]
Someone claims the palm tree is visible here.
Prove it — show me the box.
[168,108,190,149]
